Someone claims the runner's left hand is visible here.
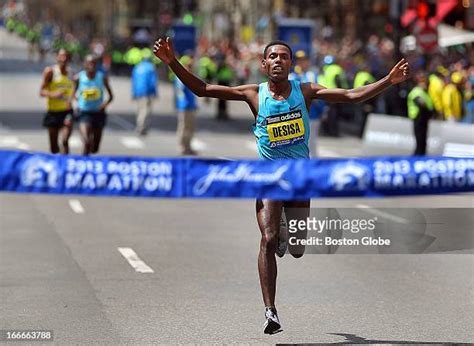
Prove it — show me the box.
[388,58,410,85]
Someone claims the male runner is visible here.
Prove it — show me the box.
[73,55,114,155]
[39,48,74,154]
[153,37,410,334]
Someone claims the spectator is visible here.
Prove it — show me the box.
[407,72,435,156]
[442,72,464,122]
[131,49,158,136]
[320,55,348,136]
[463,67,473,124]
[353,61,376,136]
[174,55,197,155]
[215,52,234,120]
[428,69,446,119]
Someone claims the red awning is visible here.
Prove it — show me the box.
[401,9,417,28]
[429,0,458,27]
[401,0,458,28]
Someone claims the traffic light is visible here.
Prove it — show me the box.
[417,0,437,19]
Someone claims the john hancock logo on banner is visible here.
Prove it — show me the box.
[192,163,292,196]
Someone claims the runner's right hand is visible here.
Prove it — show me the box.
[153,37,175,65]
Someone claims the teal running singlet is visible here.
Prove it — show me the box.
[253,80,310,160]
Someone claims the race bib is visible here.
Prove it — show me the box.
[266,110,305,148]
[81,88,101,101]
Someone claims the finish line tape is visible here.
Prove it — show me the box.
[0,150,473,199]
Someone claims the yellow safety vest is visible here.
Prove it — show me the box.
[322,64,348,88]
[124,47,142,65]
[442,84,463,120]
[47,65,74,112]
[428,74,444,113]
[353,71,375,88]
[407,86,433,120]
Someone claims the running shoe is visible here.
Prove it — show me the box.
[263,307,281,334]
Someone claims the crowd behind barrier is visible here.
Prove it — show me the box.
[2,9,473,147]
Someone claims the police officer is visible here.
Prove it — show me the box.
[215,53,234,120]
[320,55,348,136]
[407,72,435,156]
[124,46,143,66]
[353,62,376,137]
[198,55,217,104]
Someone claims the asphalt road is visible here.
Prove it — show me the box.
[1,28,473,344]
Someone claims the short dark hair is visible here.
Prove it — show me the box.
[263,40,293,59]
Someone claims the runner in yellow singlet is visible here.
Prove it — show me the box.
[39,48,74,154]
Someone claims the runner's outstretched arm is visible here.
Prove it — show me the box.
[153,37,258,103]
[303,58,410,104]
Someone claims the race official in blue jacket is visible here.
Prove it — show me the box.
[131,50,158,135]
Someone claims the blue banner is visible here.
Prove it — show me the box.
[277,18,313,57]
[0,150,473,199]
[171,24,196,56]
[186,157,474,198]
[0,151,184,198]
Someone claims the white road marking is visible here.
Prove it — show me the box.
[69,136,82,148]
[216,156,236,161]
[68,199,85,214]
[121,136,145,149]
[118,247,154,274]
[109,114,136,131]
[0,136,31,150]
[356,204,409,224]
[192,138,208,151]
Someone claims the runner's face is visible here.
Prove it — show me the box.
[57,50,68,66]
[84,59,96,73]
[263,45,292,81]
[416,74,427,88]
